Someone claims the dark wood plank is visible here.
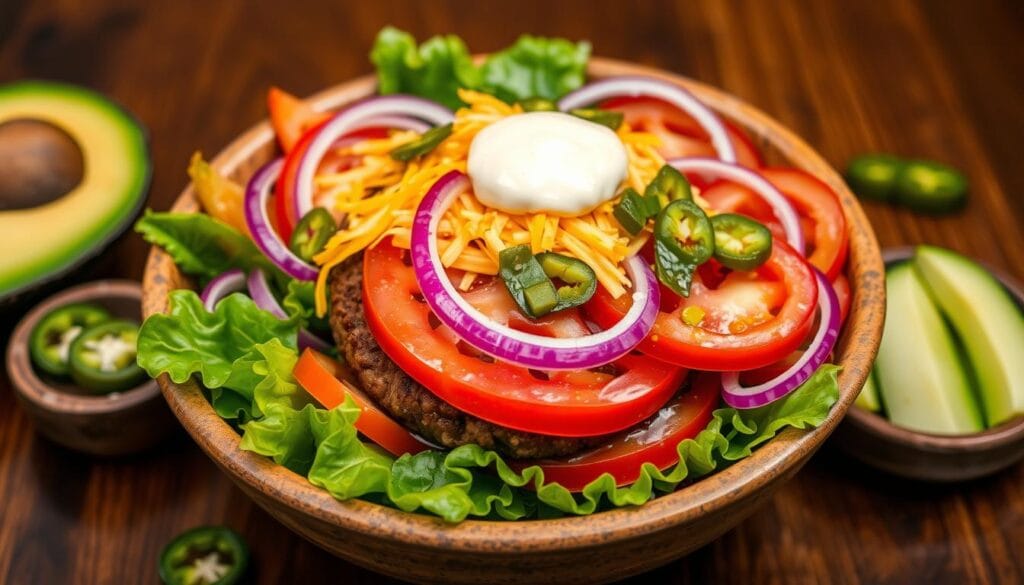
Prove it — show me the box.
[0,0,1021,583]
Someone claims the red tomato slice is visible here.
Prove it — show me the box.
[761,168,849,280]
[294,348,431,456]
[586,240,818,372]
[362,240,688,438]
[275,122,391,241]
[701,180,787,239]
[602,96,763,170]
[515,371,719,492]
[268,87,332,153]
[833,272,851,327]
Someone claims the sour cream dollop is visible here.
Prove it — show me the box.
[467,111,628,216]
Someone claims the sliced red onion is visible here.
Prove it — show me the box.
[720,269,840,408]
[244,159,319,281]
[558,76,737,163]
[247,267,332,353]
[288,114,433,222]
[410,170,660,370]
[293,95,454,220]
[667,157,806,255]
[200,269,246,311]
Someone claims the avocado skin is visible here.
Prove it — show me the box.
[914,246,1024,427]
[0,81,151,305]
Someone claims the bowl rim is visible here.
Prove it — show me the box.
[844,246,1024,453]
[7,279,160,414]
[142,57,885,551]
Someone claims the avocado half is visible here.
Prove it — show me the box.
[0,81,151,304]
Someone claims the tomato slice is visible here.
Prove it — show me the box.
[761,168,848,280]
[293,348,431,456]
[833,272,851,327]
[602,96,763,170]
[701,180,787,240]
[586,240,817,372]
[362,240,688,438]
[268,87,331,153]
[275,122,391,241]
[515,371,719,491]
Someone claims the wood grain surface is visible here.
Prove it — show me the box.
[1,0,1021,583]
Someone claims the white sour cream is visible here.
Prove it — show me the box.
[467,111,628,216]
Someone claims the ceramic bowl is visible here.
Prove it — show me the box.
[7,279,175,455]
[141,58,885,584]
[834,247,1024,482]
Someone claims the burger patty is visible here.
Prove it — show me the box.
[328,254,606,459]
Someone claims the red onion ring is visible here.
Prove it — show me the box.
[200,269,246,311]
[288,114,433,222]
[410,170,660,370]
[293,95,454,220]
[667,157,806,255]
[244,159,319,281]
[720,268,840,408]
[557,76,737,163]
[247,267,332,353]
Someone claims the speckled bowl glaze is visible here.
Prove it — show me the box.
[142,59,885,585]
[835,247,1024,482]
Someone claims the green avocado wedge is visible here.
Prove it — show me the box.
[854,368,882,412]
[0,81,150,302]
[874,263,983,434]
[914,246,1024,426]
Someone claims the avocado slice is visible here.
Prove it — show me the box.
[875,263,983,434]
[854,368,882,412]
[0,81,150,301]
[914,246,1024,426]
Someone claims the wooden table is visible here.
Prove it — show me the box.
[1,0,1022,582]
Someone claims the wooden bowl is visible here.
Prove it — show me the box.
[7,280,175,456]
[141,58,885,584]
[834,247,1024,482]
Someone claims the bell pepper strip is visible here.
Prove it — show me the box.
[389,123,452,162]
[498,244,560,317]
[536,252,598,312]
[293,348,431,456]
[710,213,772,271]
[289,208,337,263]
[158,526,249,585]
[653,199,714,298]
[29,303,111,377]
[267,86,331,153]
[568,107,624,131]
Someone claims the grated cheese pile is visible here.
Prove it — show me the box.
[311,89,668,314]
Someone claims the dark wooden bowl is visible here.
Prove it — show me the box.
[835,247,1024,482]
[141,58,885,584]
[7,279,175,456]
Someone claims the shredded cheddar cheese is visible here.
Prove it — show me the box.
[311,89,666,315]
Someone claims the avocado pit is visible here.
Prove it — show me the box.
[0,117,85,210]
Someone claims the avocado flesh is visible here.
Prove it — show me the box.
[914,246,1024,426]
[854,368,882,412]
[0,81,150,299]
[875,264,983,434]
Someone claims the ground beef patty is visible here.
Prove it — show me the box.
[328,253,606,459]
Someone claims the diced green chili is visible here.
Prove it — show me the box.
[390,123,453,162]
[518,97,558,112]
[654,199,714,298]
[894,159,968,213]
[499,245,559,318]
[569,108,625,131]
[612,188,653,235]
[710,213,773,271]
[845,154,904,201]
[536,252,598,311]
[289,208,338,262]
[644,164,693,211]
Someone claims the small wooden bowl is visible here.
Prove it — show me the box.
[142,58,886,584]
[835,247,1024,482]
[7,279,175,456]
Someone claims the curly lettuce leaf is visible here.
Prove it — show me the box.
[480,35,591,104]
[135,210,274,281]
[370,27,589,108]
